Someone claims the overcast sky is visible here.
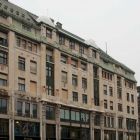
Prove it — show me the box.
[10,0,140,85]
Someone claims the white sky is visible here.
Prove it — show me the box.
[10,0,140,85]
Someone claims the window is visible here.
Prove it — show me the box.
[59,34,65,45]
[18,78,25,91]
[61,71,67,83]
[69,40,75,50]
[0,73,7,86]
[81,62,87,71]
[27,42,32,51]
[46,49,53,62]
[0,98,7,114]
[30,61,37,74]
[71,59,78,68]
[102,70,113,81]
[92,50,96,58]
[0,31,8,47]
[126,118,136,130]
[132,107,134,115]
[118,117,123,129]
[94,114,101,126]
[46,28,52,38]
[127,93,130,101]
[21,39,26,49]
[60,108,70,120]
[0,51,7,64]
[103,85,107,95]
[71,110,80,121]
[82,94,87,104]
[61,54,68,64]
[110,101,113,110]
[82,78,87,90]
[117,88,122,99]
[17,101,22,116]
[30,81,37,94]
[93,66,99,78]
[131,94,134,102]
[25,102,30,117]
[18,57,25,71]
[118,103,123,112]
[109,87,113,96]
[16,37,21,47]
[72,92,78,102]
[32,104,37,118]
[117,76,121,87]
[72,75,78,87]
[46,105,55,120]
[104,100,107,109]
[79,45,84,54]
[127,106,130,114]
[22,24,31,32]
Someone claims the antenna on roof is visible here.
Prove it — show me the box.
[105,42,108,54]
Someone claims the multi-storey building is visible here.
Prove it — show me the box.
[137,86,140,140]
[0,0,138,140]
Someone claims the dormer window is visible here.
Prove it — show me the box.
[46,28,52,38]
[69,40,75,50]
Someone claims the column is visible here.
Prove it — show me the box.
[101,114,104,140]
[56,104,61,140]
[90,112,94,140]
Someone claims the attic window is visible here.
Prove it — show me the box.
[16,11,19,15]
[10,8,13,13]
[22,14,25,18]
[4,5,8,10]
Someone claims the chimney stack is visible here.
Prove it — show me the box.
[56,22,62,29]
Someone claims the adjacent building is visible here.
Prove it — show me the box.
[0,0,138,140]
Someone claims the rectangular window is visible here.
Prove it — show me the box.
[72,92,78,102]
[17,101,22,116]
[92,50,96,58]
[127,93,130,101]
[132,107,134,115]
[0,31,8,47]
[72,75,78,87]
[79,45,84,54]
[103,85,107,95]
[131,94,134,103]
[61,54,68,64]
[110,101,113,110]
[0,73,7,86]
[117,88,122,99]
[28,42,32,51]
[117,76,121,87]
[81,62,87,71]
[82,78,87,90]
[59,35,65,45]
[82,94,87,104]
[118,117,123,129]
[69,40,75,50]
[46,28,52,38]
[21,39,26,49]
[0,51,7,64]
[16,37,21,47]
[30,81,37,94]
[71,59,78,68]
[60,108,70,120]
[93,66,99,78]
[32,104,37,118]
[104,100,107,109]
[0,98,7,114]
[18,78,25,91]
[61,71,67,83]
[127,106,130,114]
[46,49,53,62]
[25,102,30,117]
[30,61,37,74]
[71,110,80,121]
[109,86,113,96]
[118,103,123,112]
[18,56,25,71]
[46,105,55,120]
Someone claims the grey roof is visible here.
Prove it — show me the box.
[99,49,135,74]
[0,0,38,26]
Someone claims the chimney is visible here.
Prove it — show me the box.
[56,22,62,29]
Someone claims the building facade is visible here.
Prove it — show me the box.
[137,86,140,140]
[0,0,138,140]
